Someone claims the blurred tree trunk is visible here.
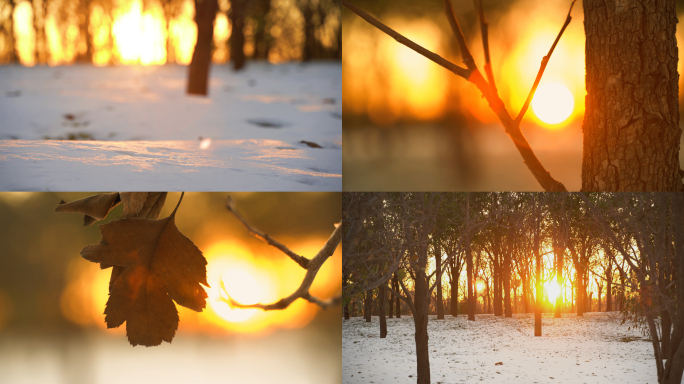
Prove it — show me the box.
[75,0,93,63]
[6,0,18,63]
[582,0,681,191]
[187,0,218,95]
[161,0,177,64]
[503,249,512,317]
[300,0,315,61]
[250,0,271,60]
[229,0,246,70]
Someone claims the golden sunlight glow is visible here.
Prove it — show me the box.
[60,232,340,336]
[532,83,574,125]
[211,268,262,322]
[545,281,561,304]
[111,0,167,65]
[476,281,485,292]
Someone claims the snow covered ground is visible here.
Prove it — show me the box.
[343,313,656,384]
[0,62,341,190]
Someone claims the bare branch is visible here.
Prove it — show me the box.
[343,0,569,191]
[226,195,310,269]
[515,0,577,124]
[442,0,476,71]
[473,0,496,92]
[226,222,343,311]
[341,0,470,79]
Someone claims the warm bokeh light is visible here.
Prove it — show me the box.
[343,0,586,126]
[545,281,561,304]
[532,83,574,125]
[210,267,262,323]
[476,281,485,292]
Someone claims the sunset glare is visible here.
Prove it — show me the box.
[545,281,561,304]
[531,83,574,125]
[213,269,262,322]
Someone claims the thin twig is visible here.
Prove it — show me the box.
[341,0,470,79]
[442,0,476,71]
[226,223,343,311]
[226,195,310,269]
[515,0,576,124]
[343,0,570,191]
[473,0,496,93]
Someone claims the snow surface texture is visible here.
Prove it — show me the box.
[343,313,656,384]
[0,63,341,191]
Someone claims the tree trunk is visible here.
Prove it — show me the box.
[393,274,401,318]
[504,251,512,318]
[229,0,246,70]
[300,0,316,61]
[75,0,93,63]
[576,266,584,316]
[436,236,444,320]
[451,257,459,316]
[534,201,542,337]
[187,0,218,95]
[466,239,475,320]
[581,0,681,191]
[607,260,613,311]
[379,284,387,338]
[364,289,372,322]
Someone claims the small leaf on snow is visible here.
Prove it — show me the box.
[55,192,121,226]
[81,197,208,346]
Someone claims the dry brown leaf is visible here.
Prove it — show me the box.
[55,193,121,226]
[81,194,208,346]
[120,193,148,216]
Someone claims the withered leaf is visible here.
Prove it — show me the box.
[55,192,121,226]
[107,192,167,291]
[81,194,208,346]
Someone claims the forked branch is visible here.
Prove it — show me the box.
[342,0,575,192]
[224,195,343,310]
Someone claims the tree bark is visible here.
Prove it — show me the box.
[414,245,430,384]
[581,0,682,191]
[187,0,218,95]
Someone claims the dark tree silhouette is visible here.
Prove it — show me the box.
[187,0,218,95]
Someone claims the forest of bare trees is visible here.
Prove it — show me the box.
[0,0,341,67]
[343,192,684,384]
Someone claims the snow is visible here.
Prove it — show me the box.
[343,313,657,384]
[0,62,341,191]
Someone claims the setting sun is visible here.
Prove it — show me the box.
[212,268,262,323]
[545,281,561,304]
[532,83,575,125]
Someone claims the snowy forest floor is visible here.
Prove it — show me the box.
[343,312,656,384]
[0,62,341,190]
